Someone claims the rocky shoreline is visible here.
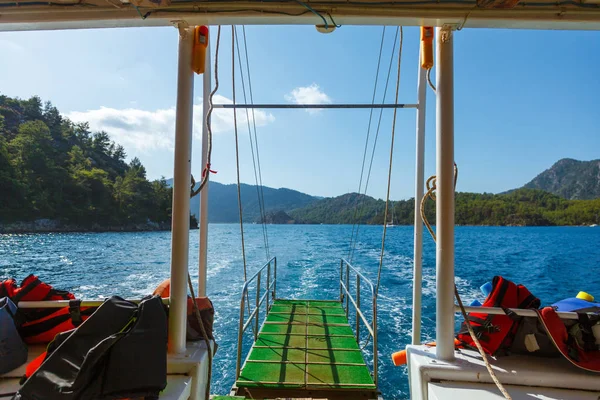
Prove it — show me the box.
[0,219,179,234]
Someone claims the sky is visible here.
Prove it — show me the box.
[1,25,599,200]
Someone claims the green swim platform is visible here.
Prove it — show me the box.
[234,299,378,399]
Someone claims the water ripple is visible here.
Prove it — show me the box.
[1,225,599,399]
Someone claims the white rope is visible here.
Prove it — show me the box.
[421,165,512,400]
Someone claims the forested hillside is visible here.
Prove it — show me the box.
[0,94,193,229]
[290,189,600,226]
[2,94,598,229]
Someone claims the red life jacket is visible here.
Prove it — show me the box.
[456,276,540,355]
[0,274,96,344]
[536,307,600,372]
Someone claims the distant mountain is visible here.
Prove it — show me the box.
[166,180,318,222]
[289,193,387,225]
[165,159,600,227]
[521,158,600,200]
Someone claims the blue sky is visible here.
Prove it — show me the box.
[1,26,599,200]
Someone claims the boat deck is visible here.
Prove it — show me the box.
[234,299,378,399]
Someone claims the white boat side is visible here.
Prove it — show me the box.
[1,3,599,399]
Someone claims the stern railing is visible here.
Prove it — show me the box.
[235,256,277,379]
[339,258,378,385]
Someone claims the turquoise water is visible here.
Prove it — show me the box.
[1,225,599,398]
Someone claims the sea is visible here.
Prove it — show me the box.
[1,225,599,399]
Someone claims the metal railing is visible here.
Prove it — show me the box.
[339,258,378,385]
[235,256,277,379]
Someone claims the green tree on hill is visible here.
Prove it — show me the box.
[0,93,190,229]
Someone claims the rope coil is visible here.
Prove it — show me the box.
[191,26,222,198]
[420,164,512,400]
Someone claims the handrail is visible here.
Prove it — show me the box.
[213,103,418,109]
[454,304,583,320]
[16,298,170,308]
[235,256,277,379]
[339,258,378,386]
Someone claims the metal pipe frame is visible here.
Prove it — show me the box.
[168,24,195,355]
[435,26,456,362]
[356,274,361,343]
[198,38,211,298]
[17,298,170,308]
[454,305,582,320]
[235,256,277,379]
[411,47,428,346]
[339,280,374,338]
[339,258,378,386]
[4,3,600,32]
[213,103,418,109]
[21,299,590,321]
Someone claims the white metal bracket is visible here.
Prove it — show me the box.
[172,20,190,38]
[440,24,456,43]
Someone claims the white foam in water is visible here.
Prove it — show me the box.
[2,225,598,399]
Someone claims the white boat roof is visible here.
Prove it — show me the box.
[1,0,600,32]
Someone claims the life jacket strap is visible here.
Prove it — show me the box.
[12,275,41,304]
[502,306,521,321]
[69,299,83,326]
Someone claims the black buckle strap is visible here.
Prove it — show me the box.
[577,313,598,352]
[69,299,83,326]
[502,306,521,321]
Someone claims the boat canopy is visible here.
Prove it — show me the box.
[1,0,600,31]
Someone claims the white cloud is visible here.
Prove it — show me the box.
[285,83,331,114]
[66,94,275,152]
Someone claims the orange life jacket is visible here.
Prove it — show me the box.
[0,275,96,344]
[536,307,600,372]
[153,278,215,341]
[456,276,540,355]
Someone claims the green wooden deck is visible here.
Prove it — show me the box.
[235,299,377,398]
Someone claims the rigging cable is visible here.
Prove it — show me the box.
[427,68,436,93]
[293,0,328,29]
[347,25,387,261]
[420,165,512,400]
[234,26,270,259]
[376,26,403,297]
[242,25,271,259]
[191,26,222,198]
[349,26,399,262]
[232,25,257,339]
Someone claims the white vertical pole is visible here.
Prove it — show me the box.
[169,24,194,355]
[435,26,455,362]
[411,50,427,346]
[198,39,211,298]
